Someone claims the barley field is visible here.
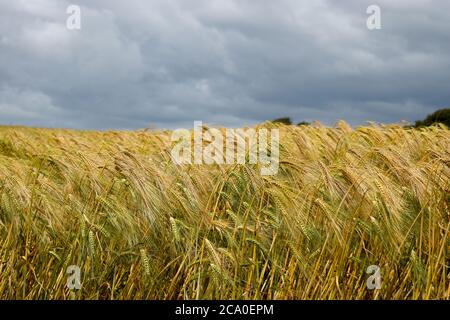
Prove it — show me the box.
[0,122,449,300]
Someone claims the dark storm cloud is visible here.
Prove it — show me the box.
[1,0,450,129]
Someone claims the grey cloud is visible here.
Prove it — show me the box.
[1,0,450,129]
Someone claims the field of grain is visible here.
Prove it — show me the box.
[0,122,449,299]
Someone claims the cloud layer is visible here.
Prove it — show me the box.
[1,0,450,129]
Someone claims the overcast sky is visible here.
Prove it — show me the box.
[1,0,450,129]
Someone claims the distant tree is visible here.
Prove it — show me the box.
[297,121,310,126]
[415,108,450,128]
[271,117,292,125]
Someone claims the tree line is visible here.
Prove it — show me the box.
[271,108,450,128]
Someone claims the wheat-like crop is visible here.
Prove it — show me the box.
[0,123,448,299]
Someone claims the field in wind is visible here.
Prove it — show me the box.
[0,122,448,299]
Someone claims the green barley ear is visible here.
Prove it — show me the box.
[140,248,150,276]
[204,238,221,267]
[410,250,426,286]
[374,179,388,202]
[93,224,110,239]
[1,193,11,214]
[88,230,95,256]
[226,209,240,226]
[80,216,86,239]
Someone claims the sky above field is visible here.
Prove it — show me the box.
[1,0,450,129]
